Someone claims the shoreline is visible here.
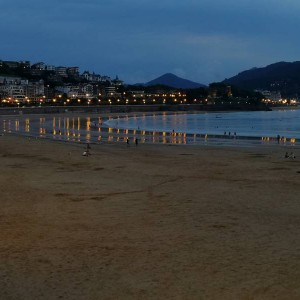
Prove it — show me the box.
[1,110,299,148]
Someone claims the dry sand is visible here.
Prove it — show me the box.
[1,134,300,299]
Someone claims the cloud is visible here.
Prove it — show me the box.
[1,0,300,84]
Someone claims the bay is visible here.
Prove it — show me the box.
[104,109,300,139]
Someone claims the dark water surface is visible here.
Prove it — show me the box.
[1,110,299,147]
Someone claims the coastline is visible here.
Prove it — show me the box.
[1,109,299,148]
[1,134,300,299]
[0,102,272,117]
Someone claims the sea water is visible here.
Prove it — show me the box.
[1,108,299,145]
[104,109,300,139]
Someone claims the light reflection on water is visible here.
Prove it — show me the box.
[0,111,299,147]
[106,110,300,138]
[0,115,196,145]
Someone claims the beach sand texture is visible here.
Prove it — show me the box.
[1,135,300,299]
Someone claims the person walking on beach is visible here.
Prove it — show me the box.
[135,138,138,146]
[83,143,91,156]
[126,138,130,146]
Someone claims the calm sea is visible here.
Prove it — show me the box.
[1,108,299,145]
[104,109,300,139]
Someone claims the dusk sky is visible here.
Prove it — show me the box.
[1,0,299,84]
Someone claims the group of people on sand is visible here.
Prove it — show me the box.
[277,135,287,144]
[285,151,296,159]
[82,138,139,156]
[224,131,237,137]
[127,137,138,146]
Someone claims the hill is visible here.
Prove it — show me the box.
[145,73,206,89]
[223,61,300,97]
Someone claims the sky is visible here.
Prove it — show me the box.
[1,0,300,85]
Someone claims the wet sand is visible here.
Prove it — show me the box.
[1,134,300,299]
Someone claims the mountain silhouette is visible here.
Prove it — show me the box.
[145,73,206,89]
[223,61,300,96]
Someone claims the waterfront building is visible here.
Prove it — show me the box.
[0,79,45,103]
[128,90,145,98]
[105,86,116,96]
[24,80,45,102]
[0,84,26,102]
[260,90,281,101]
[56,85,72,95]
[82,84,93,98]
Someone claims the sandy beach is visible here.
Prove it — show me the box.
[1,133,300,299]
